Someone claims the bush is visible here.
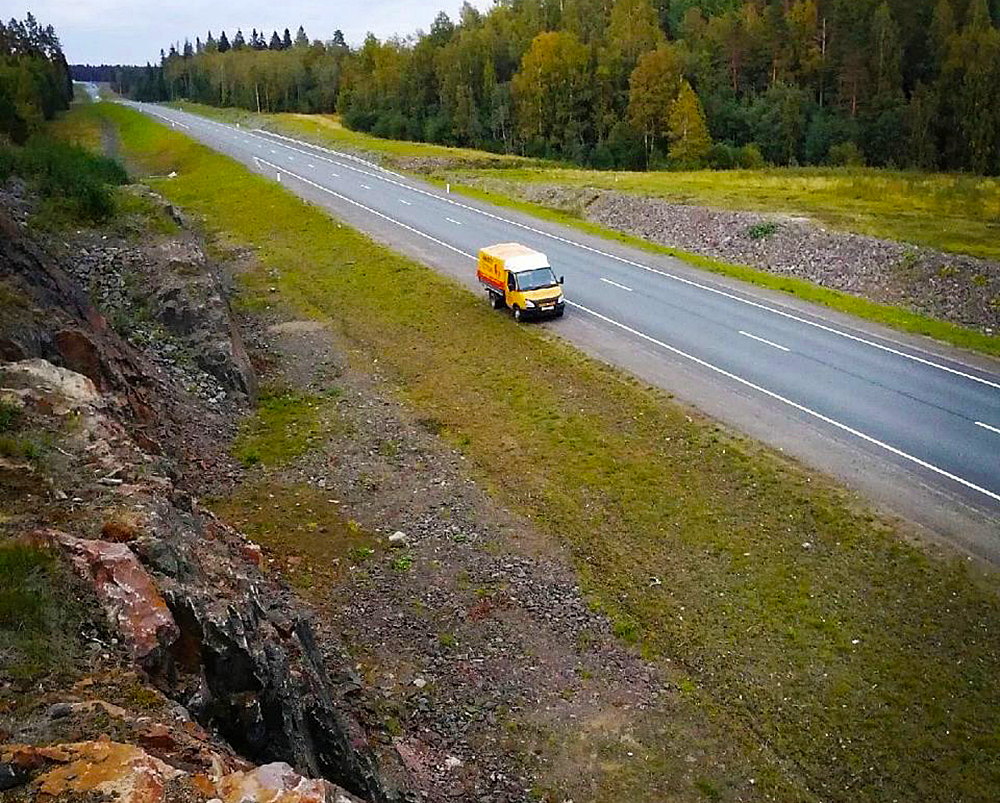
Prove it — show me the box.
[708,143,737,170]
[737,144,765,169]
[12,137,128,222]
[827,142,866,168]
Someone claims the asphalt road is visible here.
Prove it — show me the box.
[120,101,1000,561]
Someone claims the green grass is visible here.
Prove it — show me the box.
[97,101,1000,803]
[449,165,1000,261]
[233,386,345,467]
[439,180,1000,357]
[0,543,86,682]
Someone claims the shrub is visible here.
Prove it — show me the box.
[827,142,866,168]
[0,400,22,433]
[746,221,779,240]
[707,143,737,170]
[737,143,765,169]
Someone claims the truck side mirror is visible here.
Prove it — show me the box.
[559,276,565,285]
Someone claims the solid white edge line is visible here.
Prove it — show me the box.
[255,157,475,264]
[230,121,1000,392]
[976,421,1000,436]
[740,330,791,352]
[252,154,999,506]
[565,300,1000,504]
[600,277,633,292]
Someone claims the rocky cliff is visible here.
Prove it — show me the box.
[0,186,412,802]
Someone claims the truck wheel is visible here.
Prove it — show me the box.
[490,292,503,310]
[513,306,523,322]
[555,307,565,318]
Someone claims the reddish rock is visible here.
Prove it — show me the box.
[54,329,105,389]
[39,529,179,669]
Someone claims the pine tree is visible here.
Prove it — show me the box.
[269,31,282,50]
[218,30,230,53]
[332,30,347,48]
[668,80,712,165]
[295,26,309,47]
[282,28,293,49]
[232,29,246,50]
[204,31,216,53]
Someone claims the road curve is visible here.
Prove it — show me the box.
[119,101,1000,561]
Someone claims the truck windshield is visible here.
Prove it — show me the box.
[515,268,558,291]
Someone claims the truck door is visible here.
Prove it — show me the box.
[506,271,517,305]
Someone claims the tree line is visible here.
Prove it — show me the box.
[1,14,72,144]
[96,0,1000,174]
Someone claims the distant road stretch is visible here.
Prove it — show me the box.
[121,101,1000,561]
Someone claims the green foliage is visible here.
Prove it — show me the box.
[1,137,128,223]
[668,80,712,166]
[746,221,778,240]
[0,543,86,681]
[0,15,73,144]
[0,400,22,433]
[827,141,866,167]
[137,0,1000,174]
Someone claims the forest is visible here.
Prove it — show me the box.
[0,14,73,144]
[78,0,1000,174]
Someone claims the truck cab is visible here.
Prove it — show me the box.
[477,243,565,321]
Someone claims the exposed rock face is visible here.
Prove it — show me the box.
[0,742,367,802]
[37,529,180,672]
[0,357,103,414]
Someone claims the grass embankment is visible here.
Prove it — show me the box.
[165,100,1000,358]
[94,101,1000,803]
[450,165,1000,262]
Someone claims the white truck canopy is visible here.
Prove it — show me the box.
[481,243,550,272]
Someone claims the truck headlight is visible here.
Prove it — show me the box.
[525,300,537,308]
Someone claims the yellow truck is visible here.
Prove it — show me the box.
[477,243,565,322]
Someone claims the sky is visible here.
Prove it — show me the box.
[18,0,491,65]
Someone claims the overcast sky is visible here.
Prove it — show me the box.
[18,0,491,65]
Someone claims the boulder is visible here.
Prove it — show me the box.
[40,529,179,672]
[0,358,102,415]
[217,761,365,803]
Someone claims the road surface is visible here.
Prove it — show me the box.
[120,101,1000,562]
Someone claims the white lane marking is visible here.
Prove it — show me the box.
[255,157,474,264]
[151,109,1000,392]
[288,155,294,160]
[740,330,790,352]
[249,155,999,505]
[238,128,1000,392]
[253,127,406,178]
[976,421,1000,436]
[360,183,372,189]
[600,277,632,292]
[566,301,1000,504]
[445,217,462,225]
[270,149,277,154]
[399,199,412,205]
[308,163,316,169]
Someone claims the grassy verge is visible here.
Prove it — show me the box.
[440,180,1000,358]
[94,101,1000,803]
[0,542,87,683]
[232,386,346,467]
[446,165,1000,262]
[164,101,999,358]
